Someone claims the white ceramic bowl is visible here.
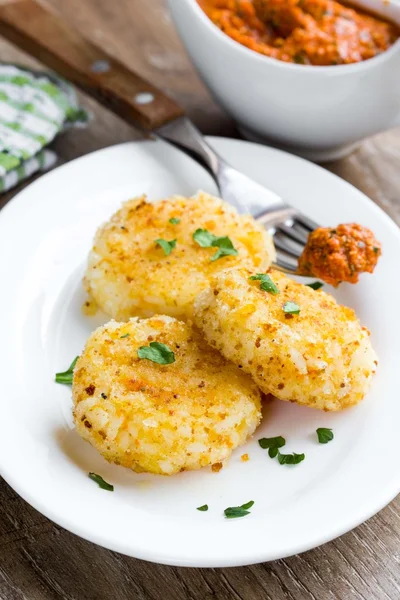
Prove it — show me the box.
[168,0,400,161]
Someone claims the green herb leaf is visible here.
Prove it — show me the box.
[373,246,379,254]
[193,229,238,261]
[137,342,175,365]
[306,281,324,290]
[120,333,130,338]
[197,504,208,511]
[259,436,286,450]
[88,472,114,491]
[240,500,254,510]
[283,301,300,315]
[224,500,254,519]
[211,236,238,262]
[193,228,217,247]
[55,356,79,385]
[268,446,279,458]
[277,451,305,465]
[249,273,280,295]
[316,427,334,444]
[155,238,176,256]
[169,217,181,225]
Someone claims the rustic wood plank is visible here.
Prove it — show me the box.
[0,1,398,599]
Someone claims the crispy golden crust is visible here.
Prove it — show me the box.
[73,316,262,475]
[194,268,378,411]
[84,192,275,321]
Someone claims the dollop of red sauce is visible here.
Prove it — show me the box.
[298,223,381,286]
[198,0,399,65]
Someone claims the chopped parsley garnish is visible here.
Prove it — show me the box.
[249,273,280,295]
[192,228,216,247]
[259,436,304,464]
[259,436,286,458]
[306,281,324,290]
[373,246,379,254]
[283,301,300,315]
[55,356,79,385]
[120,333,130,338]
[169,217,181,225]
[316,427,334,444]
[210,237,238,262]
[137,342,175,364]
[197,504,208,512]
[155,238,176,256]
[277,452,305,465]
[192,228,238,262]
[224,500,254,519]
[259,436,285,450]
[88,472,114,491]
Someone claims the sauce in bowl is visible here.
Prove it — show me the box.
[198,0,400,65]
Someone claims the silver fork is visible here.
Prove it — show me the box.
[156,116,318,275]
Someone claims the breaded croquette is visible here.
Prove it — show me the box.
[194,268,377,411]
[84,192,275,321]
[73,315,262,475]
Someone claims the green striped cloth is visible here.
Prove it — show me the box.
[0,64,88,192]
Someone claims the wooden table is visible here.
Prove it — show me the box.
[0,1,399,598]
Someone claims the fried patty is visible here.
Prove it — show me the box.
[73,315,262,475]
[194,268,377,411]
[84,192,275,321]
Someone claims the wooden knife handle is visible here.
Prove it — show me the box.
[0,0,184,130]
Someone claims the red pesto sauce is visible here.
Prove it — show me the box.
[198,0,400,65]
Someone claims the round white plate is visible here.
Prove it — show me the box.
[0,138,399,567]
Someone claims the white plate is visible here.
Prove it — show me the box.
[0,138,399,568]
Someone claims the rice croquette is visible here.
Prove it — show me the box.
[194,268,377,411]
[84,192,275,321]
[72,315,262,475]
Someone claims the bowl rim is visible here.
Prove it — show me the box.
[181,0,400,74]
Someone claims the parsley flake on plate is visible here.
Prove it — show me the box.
[283,301,300,315]
[249,273,280,295]
[224,500,254,519]
[55,356,79,385]
[155,238,176,256]
[88,472,114,491]
[137,342,175,365]
[277,451,305,465]
[259,436,285,450]
[192,228,238,261]
[169,217,181,225]
[197,504,208,512]
[120,333,130,339]
[316,427,334,444]
[306,281,324,290]
[259,436,286,458]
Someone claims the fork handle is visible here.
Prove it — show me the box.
[0,0,184,130]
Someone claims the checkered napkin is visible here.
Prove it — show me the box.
[0,64,88,192]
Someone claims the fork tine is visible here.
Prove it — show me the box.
[294,214,319,232]
[274,253,299,273]
[274,237,302,259]
[278,224,308,245]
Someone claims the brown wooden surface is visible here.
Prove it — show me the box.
[0,0,183,130]
[0,1,399,598]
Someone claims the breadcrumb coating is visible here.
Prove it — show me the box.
[73,315,262,474]
[194,268,377,411]
[84,192,275,321]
